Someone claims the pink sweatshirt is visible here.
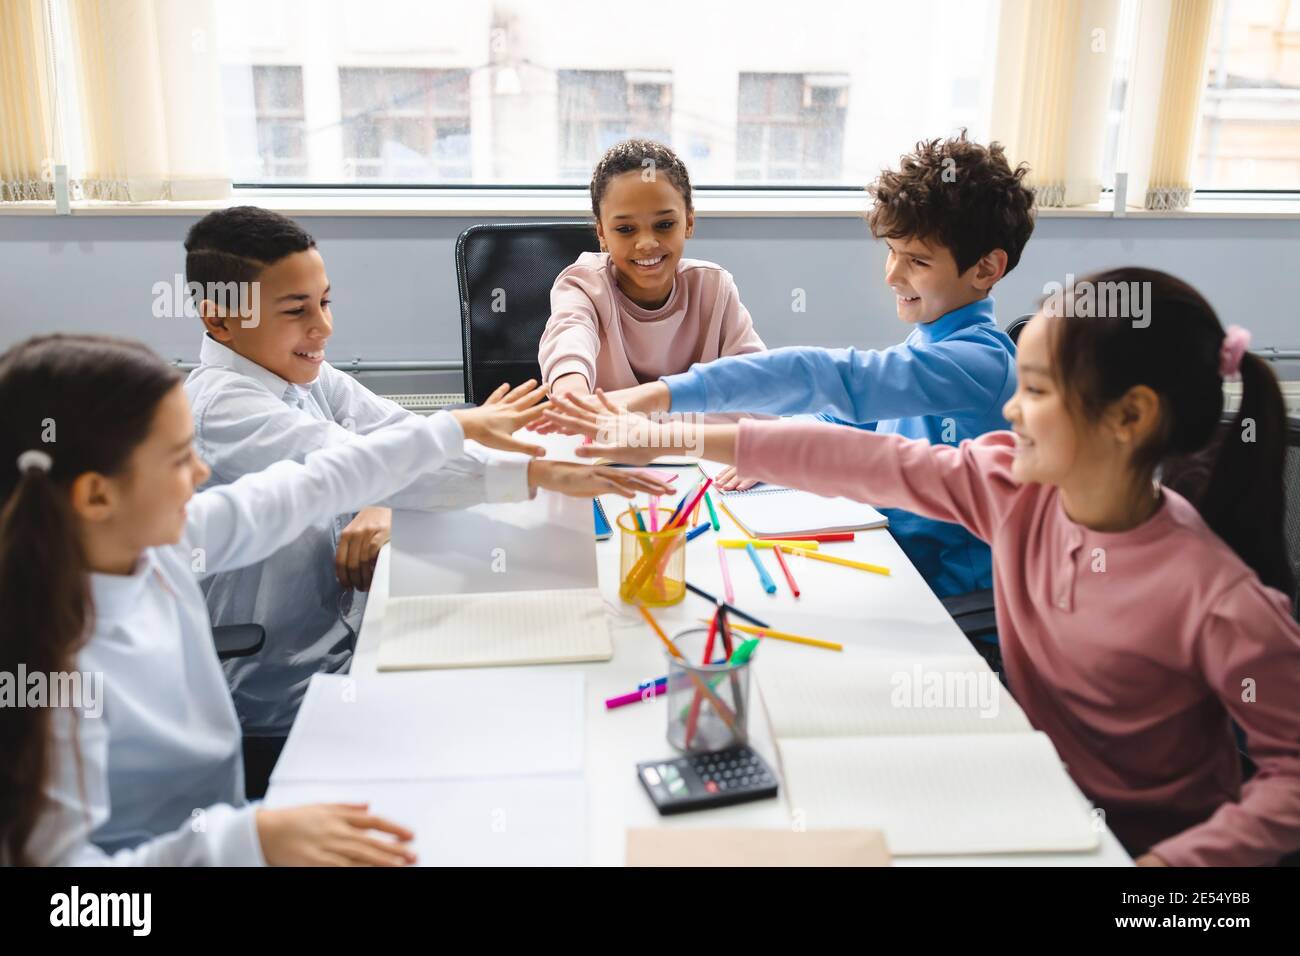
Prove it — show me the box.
[737,421,1300,867]
[538,252,766,390]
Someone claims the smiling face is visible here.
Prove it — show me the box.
[883,235,990,326]
[74,384,211,573]
[594,170,694,310]
[1001,314,1084,486]
[201,248,333,385]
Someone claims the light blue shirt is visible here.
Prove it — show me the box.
[662,297,1016,598]
[29,412,468,865]
[185,335,532,734]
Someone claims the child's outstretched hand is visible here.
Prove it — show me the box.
[542,390,690,466]
[711,465,760,492]
[452,380,549,456]
[528,460,673,499]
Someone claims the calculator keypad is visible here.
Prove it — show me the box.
[637,745,779,815]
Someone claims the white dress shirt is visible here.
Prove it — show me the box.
[27,411,468,865]
[184,335,531,734]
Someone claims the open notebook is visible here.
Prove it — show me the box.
[757,653,1100,856]
[382,490,612,671]
[697,461,888,537]
[379,588,612,670]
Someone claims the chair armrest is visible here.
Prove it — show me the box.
[213,624,266,660]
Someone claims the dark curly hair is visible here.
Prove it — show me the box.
[589,139,692,219]
[867,132,1036,275]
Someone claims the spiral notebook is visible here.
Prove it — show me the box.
[696,461,888,537]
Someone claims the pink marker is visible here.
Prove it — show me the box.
[649,497,660,532]
[604,682,667,709]
[717,544,735,604]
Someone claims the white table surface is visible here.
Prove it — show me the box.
[347,469,1131,866]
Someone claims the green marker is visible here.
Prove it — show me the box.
[704,491,720,531]
[676,638,760,719]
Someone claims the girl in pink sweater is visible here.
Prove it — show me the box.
[539,139,765,400]
[544,267,1300,867]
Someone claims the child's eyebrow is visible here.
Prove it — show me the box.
[171,435,194,452]
[611,209,677,219]
[1019,362,1050,375]
[275,286,329,302]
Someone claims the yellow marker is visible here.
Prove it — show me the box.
[783,546,890,576]
[717,538,820,552]
[700,618,843,652]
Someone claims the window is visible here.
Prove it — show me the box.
[222,65,307,181]
[339,68,472,181]
[1196,0,1300,189]
[736,73,848,183]
[209,0,998,188]
[557,71,672,181]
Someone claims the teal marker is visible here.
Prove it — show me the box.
[745,541,778,594]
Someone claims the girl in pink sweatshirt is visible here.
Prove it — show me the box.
[545,267,1300,867]
[539,139,765,399]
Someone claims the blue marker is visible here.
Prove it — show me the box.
[686,523,711,542]
[744,541,778,594]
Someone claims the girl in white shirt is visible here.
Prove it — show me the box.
[0,334,667,866]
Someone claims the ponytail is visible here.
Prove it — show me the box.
[1199,352,1293,597]
[0,460,90,866]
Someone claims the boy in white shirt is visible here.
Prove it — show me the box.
[182,207,664,789]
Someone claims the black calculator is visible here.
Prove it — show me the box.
[637,745,780,815]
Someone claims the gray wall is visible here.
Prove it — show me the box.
[2,211,1297,395]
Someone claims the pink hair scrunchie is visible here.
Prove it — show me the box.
[1219,325,1251,379]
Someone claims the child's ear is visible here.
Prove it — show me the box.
[69,471,116,524]
[684,208,695,239]
[1108,384,1162,445]
[971,249,1008,291]
[595,220,608,253]
[198,299,235,342]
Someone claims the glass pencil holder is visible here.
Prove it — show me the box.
[665,626,753,754]
[617,506,687,607]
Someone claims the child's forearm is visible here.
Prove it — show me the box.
[612,380,670,414]
[687,424,739,464]
[549,372,591,399]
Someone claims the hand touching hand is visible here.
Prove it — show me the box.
[540,390,681,466]
[452,380,549,455]
[528,460,673,499]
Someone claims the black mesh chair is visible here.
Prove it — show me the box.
[1284,417,1300,618]
[455,222,600,404]
[1005,312,1034,345]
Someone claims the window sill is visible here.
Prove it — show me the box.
[2,189,1299,219]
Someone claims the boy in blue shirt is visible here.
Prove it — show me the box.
[603,133,1036,599]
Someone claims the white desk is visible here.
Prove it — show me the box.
[343,467,1131,866]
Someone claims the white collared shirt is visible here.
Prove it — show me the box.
[184,335,531,734]
[27,410,468,865]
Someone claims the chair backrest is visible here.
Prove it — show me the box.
[455,221,600,404]
[1284,418,1300,617]
[1005,313,1034,345]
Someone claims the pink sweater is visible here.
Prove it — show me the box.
[737,421,1300,866]
[539,252,765,390]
